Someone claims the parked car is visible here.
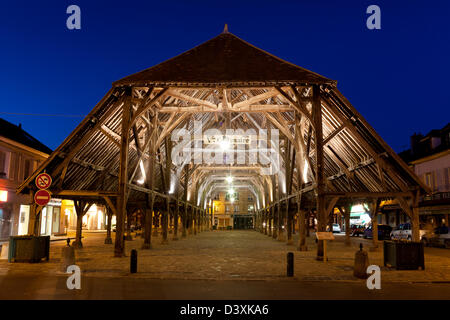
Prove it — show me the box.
[421,226,450,248]
[363,224,392,240]
[332,224,341,233]
[390,223,428,241]
[350,225,365,237]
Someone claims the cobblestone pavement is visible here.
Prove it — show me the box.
[1,229,449,283]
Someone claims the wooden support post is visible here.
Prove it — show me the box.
[142,194,154,249]
[188,206,193,235]
[161,198,169,244]
[193,208,197,235]
[272,204,278,239]
[341,205,352,246]
[173,199,179,240]
[73,200,93,249]
[152,212,159,237]
[264,209,268,235]
[371,199,380,249]
[182,204,188,237]
[268,206,273,237]
[411,191,420,242]
[114,87,131,257]
[286,199,293,245]
[313,85,326,260]
[297,208,307,251]
[105,208,113,244]
[125,210,133,241]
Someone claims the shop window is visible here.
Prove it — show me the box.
[18,205,30,235]
[234,205,239,213]
[225,205,230,212]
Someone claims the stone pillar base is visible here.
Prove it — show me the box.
[104,237,112,244]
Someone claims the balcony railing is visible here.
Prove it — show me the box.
[421,192,450,202]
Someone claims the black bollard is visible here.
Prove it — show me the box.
[287,252,294,277]
[130,249,137,273]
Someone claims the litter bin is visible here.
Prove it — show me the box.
[8,236,50,263]
[383,240,424,270]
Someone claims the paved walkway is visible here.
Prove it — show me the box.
[1,229,449,284]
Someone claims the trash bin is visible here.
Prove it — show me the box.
[383,240,424,270]
[8,236,50,263]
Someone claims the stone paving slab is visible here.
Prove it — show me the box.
[0,230,449,283]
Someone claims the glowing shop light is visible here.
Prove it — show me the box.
[226,176,233,184]
[137,160,146,184]
[303,159,309,183]
[219,137,231,151]
[0,190,7,202]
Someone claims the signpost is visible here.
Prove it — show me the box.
[35,173,52,190]
[34,189,51,206]
[316,232,335,262]
[34,173,52,206]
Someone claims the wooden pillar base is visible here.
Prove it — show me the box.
[125,235,133,241]
[172,235,179,241]
[141,243,152,250]
[104,237,113,244]
[297,245,308,251]
[160,239,169,245]
[72,241,83,249]
[286,239,294,245]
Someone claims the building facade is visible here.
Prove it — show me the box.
[0,119,52,239]
[212,189,256,229]
[398,123,450,229]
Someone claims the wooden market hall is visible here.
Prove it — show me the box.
[17,26,429,260]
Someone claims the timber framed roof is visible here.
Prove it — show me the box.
[17,29,429,212]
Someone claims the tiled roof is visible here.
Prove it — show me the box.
[113,32,335,87]
[0,118,52,154]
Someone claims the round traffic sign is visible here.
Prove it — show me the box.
[34,189,51,206]
[35,173,52,190]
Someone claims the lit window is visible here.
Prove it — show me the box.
[0,190,7,202]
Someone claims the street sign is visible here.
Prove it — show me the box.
[316,232,335,240]
[34,189,51,206]
[35,173,52,190]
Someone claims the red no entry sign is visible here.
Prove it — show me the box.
[35,173,52,190]
[34,189,51,206]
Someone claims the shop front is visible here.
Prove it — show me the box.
[65,201,106,231]
[39,198,63,236]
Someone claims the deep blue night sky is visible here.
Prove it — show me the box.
[0,0,448,152]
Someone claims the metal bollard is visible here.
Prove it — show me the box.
[130,249,137,273]
[287,252,294,277]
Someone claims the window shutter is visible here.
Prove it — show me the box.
[0,151,5,175]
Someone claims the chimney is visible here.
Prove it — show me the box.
[410,133,422,156]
